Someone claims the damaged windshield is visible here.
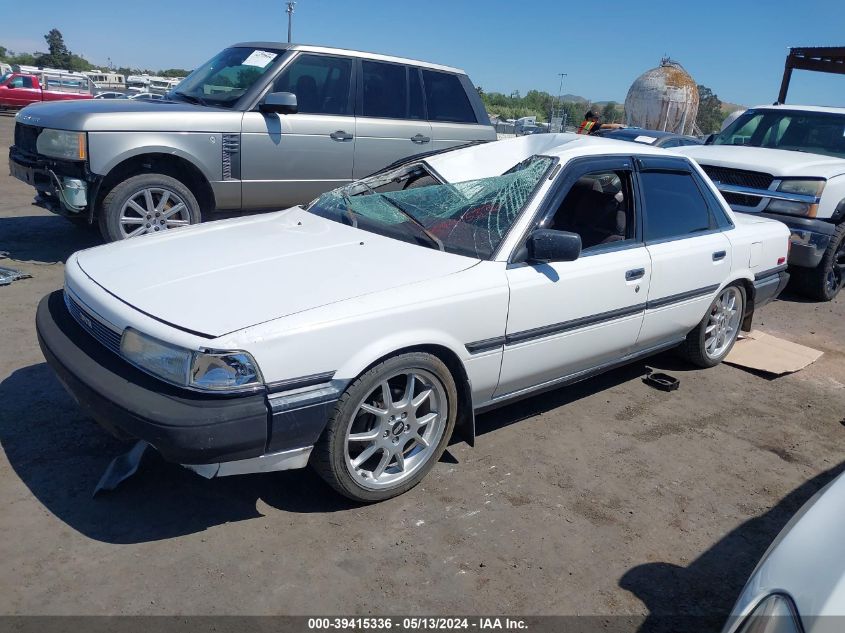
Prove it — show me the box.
[170,46,283,108]
[713,109,845,159]
[307,156,554,259]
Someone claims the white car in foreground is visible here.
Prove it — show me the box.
[722,471,845,633]
[37,134,790,501]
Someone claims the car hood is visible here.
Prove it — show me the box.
[728,471,845,630]
[678,145,845,179]
[74,207,478,338]
[16,99,241,133]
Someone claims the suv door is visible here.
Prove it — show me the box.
[421,69,493,150]
[241,52,355,209]
[635,156,733,348]
[352,62,433,179]
[495,157,651,398]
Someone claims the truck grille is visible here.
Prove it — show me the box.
[700,165,774,191]
[64,291,123,355]
[14,123,41,156]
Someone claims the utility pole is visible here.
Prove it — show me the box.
[286,1,296,43]
[551,72,566,132]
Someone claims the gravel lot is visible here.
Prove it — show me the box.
[1,111,843,627]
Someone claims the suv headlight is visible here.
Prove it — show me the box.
[36,129,87,161]
[120,328,263,392]
[734,594,802,633]
[766,178,825,217]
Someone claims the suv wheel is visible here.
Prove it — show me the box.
[99,173,201,242]
[792,223,845,301]
[312,352,457,502]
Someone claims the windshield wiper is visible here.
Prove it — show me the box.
[172,90,207,107]
[377,196,444,252]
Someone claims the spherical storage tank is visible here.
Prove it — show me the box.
[624,58,699,135]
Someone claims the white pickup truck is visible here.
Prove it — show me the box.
[679,105,845,301]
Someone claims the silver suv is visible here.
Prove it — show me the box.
[9,43,496,241]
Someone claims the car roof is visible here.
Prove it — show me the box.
[426,133,679,182]
[750,104,845,115]
[230,42,465,74]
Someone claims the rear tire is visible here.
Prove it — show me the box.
[679,283,746,368]
[98,173,201,242]
[312,352,457,503]
[791,223,845,302]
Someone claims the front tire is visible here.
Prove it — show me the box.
[791,223,845,301]
[98,173,201,242]
[312,353,457,503]
[679,283,745,368]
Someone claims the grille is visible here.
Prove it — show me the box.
[14,123,41,156]
[64,291,123,355]
[723,192,762,207]
[701,165,774,191]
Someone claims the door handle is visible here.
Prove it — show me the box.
[330,130,353,142]
[625,268,645,281]
[712,250,727,261]
[411,134,431,144]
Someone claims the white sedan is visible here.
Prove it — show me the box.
[37,134,790,501]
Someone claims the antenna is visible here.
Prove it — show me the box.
[286,1,296,43]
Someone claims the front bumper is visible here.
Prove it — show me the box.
[9,145,96,217]
[36,290,336,470]
[758,212,836,269]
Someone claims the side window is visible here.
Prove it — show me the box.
[273,54,352,115]
[545,169,636,251]
[421,70,476,124]
[361,60,406,119]
[408,67,425,120]
[641,171,713,241]
[691,170,734,230]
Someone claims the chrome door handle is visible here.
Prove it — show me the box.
[625,268,645,281]
[411,134,431,144]
[330,131,353,142]
[712,250,727,261]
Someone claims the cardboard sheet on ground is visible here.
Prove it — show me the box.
[725,330,823,376]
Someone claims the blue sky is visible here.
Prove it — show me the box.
[2,0,843,107]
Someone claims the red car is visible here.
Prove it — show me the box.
[0,72,93,110]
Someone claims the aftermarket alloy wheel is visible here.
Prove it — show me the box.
[99,173,201,242]
[679,283,746,368]
[312,353,457,502]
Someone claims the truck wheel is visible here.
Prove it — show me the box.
[792,223,845,302]
[679,283,746,369]
[312,352,457,503]
[98,173,201,242]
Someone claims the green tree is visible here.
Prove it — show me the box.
[0,46,7,60]
[37,28,72,68]
[601,101,620,123]
[696,84,723,134]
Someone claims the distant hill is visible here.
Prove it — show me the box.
[721,100,746,113]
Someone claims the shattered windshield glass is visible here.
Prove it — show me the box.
[307,156,554,259]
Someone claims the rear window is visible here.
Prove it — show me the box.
[361,60,406,119]
[421,70,476,124]
[641,171,713,241]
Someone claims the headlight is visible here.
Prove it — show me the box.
[120,328,262,392]
[766,179,825,217]
[735,594,801,633]
[36,129,87,161]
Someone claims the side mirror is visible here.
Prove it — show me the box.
[704,133,715,145]
[259,91,297,114]
[526,229,582,263]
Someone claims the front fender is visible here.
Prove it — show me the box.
[87,131,223,181]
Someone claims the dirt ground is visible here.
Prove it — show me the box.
[1,111,843,627]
